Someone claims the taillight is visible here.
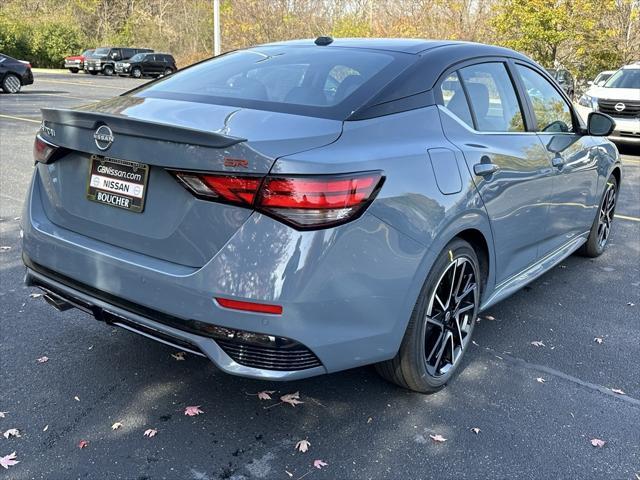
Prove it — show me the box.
[170,170,384,229]
[33,134,60,164]
[215,297,283,315]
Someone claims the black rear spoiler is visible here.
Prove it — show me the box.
[41,108,246,149]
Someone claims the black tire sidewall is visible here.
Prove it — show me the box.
[400,239,480,391]
[583,175,618,257]
[103,65,114,76]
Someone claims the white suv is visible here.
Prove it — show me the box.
[576,63,640,145]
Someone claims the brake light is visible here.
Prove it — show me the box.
[216,297,283,315]
[170,170,383,229]
[33,134,60,164]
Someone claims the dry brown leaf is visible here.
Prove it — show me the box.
[429,434,447,443]
[111,422,123,430]
[367,417,373,424]
[37,356,49,363]
[184,405,204,416]
[594,337,603,344]
[611,388,625,395]
[530,341,546,347]
[0,451,19,469]
[2,429,20,439]
[78,440,89,449]
[471,428,481,435]
[285,470,293,478]
[171,352,186,361]
[29,293,42,299]
[484,315,495,321]
[313,459,328,469]
[536,377,546,383]
[281,392,303,407]
[74,396,80,402]
[296,439,311,453]
[590,438,606,448]
[257,390,275,401]
[144,428,157,438]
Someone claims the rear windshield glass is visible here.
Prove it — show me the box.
[133,47,412,119]
[604,69,640,89]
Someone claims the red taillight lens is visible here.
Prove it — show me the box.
[33,134,59,164]
[170,170,384,229]
[215,297,283,315]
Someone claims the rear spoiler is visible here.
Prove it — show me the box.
[41,108,246,149]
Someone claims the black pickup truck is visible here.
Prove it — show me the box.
[85,47,153,76]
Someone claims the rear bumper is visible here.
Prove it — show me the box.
[64,60,83,69]
[22,169,427,380]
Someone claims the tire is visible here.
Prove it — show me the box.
[70,68,79,74]
[376,238,481,393]
[577,175,618,257]
[131,67,142,78]
[1,73,22,93]
[163,68,174,76]
[103,65,114,76]
[89,71,98,75]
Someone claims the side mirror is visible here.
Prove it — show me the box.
[587,112,615,136]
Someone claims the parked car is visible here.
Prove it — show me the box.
[115,53,176,78]
[0,53,33,93]
[577,62,640,144]
[85,47,153,76]
[64,49,94,73]
[24,38,621,393]
[546,68,575,99]
[590,70,616,87]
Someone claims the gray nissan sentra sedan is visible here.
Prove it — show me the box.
[23,38,621,393]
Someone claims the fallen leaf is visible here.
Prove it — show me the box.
[74,396,80,402]
[0,246,11,252]
[429,434,447,443]
[611,388,625,395]
[285,470,293,478]
[530,341,546,347]
[0,451,19,469]
[281,392,304,407]
[43,425,48,432]
[313,459,328,469]
[257,390,275,401]
[590,438,606,448]
[0,412,7,419]
[171,352,186,361]
[594,337,603,344]
[37,356,49,363]
[484,315,495,321]
[536,377,546,384]
[13,217,20,221]
[471,340,479,346]
[296,439,311,453]
[471,428,481,434]
[2,429,20,439]
[111,422,123,430]
[29,293,42,299]
[627,302,635,307]
[367,417,372,424]
[144,428,157,438]
[184,405,204,416]
[78,440,89,449]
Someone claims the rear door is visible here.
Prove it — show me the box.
[514,63,599,255]
[437,60,555,284]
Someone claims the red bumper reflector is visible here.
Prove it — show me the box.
[215,297,283,315]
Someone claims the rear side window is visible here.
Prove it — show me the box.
[134,47,411,120]
[516,65,574,133]
[459,63,525,132]
[440,72,473,127]
[122,48,136,58]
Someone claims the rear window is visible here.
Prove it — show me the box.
[94,48,110,55]
[133,47,412,119]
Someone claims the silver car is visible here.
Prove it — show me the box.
[23,38,621,393]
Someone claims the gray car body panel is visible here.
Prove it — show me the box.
[22,39,621,381]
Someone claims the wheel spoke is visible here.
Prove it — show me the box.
[427,330,445,363]
[433,331,452,373]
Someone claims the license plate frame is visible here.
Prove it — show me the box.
[86,155,149,213]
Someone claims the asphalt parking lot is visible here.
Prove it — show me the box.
[1,71,639,480]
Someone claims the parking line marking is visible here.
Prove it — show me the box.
[623,159,640,165]
[0,113,41,124]
[615,214,640,222]
[37,79,128,91]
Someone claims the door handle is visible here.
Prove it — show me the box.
[474,162,500,177]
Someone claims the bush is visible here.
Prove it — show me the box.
[28,22,85,68]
